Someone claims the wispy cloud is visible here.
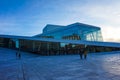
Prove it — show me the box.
[64,0,120,42]
[82,2,120,42]
[0,0,120,42]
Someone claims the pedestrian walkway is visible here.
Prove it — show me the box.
[0,48,120,80]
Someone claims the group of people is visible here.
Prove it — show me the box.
[79,46,88,60]
[15,46,87,60]
[16,51,21,59]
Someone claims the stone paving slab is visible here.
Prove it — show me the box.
[0,48,120,80]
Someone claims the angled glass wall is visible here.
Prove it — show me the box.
[36,23,103,41]
[85,30,103,41]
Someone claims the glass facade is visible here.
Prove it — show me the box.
[86,30,103,41]
[0,37,119,55]
[35,23,103,41]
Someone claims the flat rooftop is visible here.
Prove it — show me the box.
[0,48,120,80]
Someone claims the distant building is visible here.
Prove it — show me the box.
[0,22,120,55]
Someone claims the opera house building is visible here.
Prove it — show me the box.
[0,22,120,55]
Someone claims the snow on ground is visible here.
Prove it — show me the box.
[0,47,120,80]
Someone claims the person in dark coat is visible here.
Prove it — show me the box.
[83,46,88,59]
[16,52,18,57]
[16,52,18,59]
[79,48,84,59]
[18,53,21,59]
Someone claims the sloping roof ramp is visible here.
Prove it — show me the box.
[0,35,120,48]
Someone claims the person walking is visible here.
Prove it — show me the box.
[16,52,18,59]
[18,53,21,59]
[79,47,84,59]
[83,46,88,59]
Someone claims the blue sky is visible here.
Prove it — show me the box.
[0,0,120,42]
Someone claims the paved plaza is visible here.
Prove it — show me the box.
[0,48,120,80]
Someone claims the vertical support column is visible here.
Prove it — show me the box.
[15,39,19,49]
[18,39,21,52]
[96,31,98,41]
[32,41,35,52]
[57,42,60,55]
[38,42,41,53]
[100,30,103,41]
[47,42,49,56]
[8,39,11,48]
[91,32,95,41]
[79,30,83,40]
[90,33,94,41]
